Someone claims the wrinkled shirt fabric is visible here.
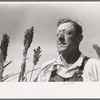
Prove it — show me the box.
[37,53,100,82]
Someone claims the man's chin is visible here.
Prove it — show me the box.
[57,49,67,54]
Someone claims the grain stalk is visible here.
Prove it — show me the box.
[6,68,40,82]
[0,48,3,82]
[93,44,100,58]
[29,46,41,81]
[18,26,34,82]
[0,34,10,82]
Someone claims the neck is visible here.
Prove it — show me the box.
[62,49,81,64]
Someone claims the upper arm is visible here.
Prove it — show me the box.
[83,58,100,81]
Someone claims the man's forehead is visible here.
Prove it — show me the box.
[57,22,75,31]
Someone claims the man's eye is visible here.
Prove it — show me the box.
[64,31,70,35]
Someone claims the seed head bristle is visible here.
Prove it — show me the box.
[1,34,10,61]
[33,46,42,65]
[24,26,34,49]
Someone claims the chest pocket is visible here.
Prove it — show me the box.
[49,56,89,82]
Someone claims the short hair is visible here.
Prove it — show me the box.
[57,18,83,35]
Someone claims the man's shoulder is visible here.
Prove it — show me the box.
[41,58,56,70]
[88,58,100,64]
[85,57,100,69]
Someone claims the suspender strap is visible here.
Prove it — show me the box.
[50,66,57,77]
[49,56,90,82]
[79,56,89,71]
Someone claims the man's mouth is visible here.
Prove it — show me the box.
[58,42,66,45]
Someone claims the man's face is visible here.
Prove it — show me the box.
[56,22,81,54]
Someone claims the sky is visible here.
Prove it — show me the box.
[0,2,100,82]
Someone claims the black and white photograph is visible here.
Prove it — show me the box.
[0,1,100,98]
[0,2,100,82]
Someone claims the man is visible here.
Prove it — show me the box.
[37,18,100,82]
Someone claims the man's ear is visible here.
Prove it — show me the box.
[77,34,83,43]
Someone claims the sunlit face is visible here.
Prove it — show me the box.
[56,22,81,54]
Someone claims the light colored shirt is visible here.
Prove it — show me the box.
[37,53,100,82]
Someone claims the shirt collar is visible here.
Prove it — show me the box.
[53,53,85,70]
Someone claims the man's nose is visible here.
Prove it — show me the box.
[58,33,65,41]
